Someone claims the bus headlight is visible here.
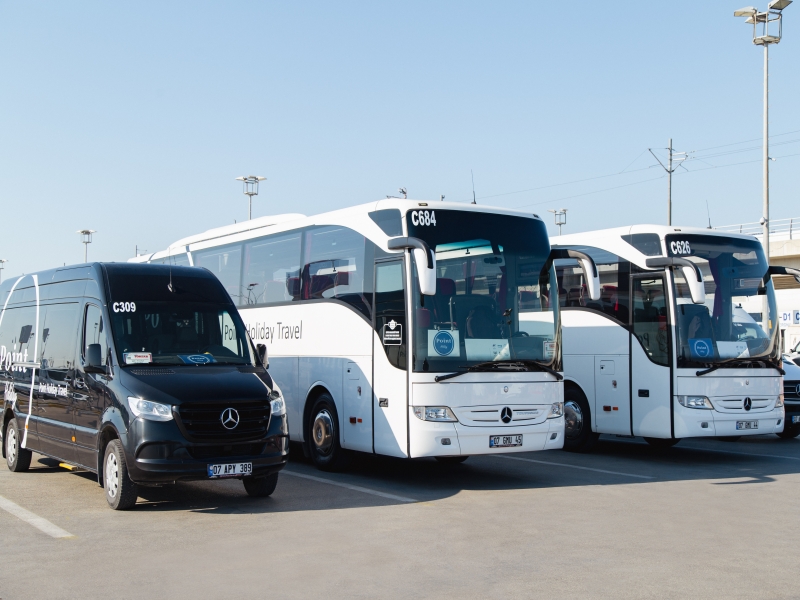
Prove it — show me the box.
[677,395,714,410]
[127,397,173,422]
[547,402,564,419]
[775,394,784,409]
[413,406,458,422]
[270,390,286,416]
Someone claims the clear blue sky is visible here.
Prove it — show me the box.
[1,1,798,277]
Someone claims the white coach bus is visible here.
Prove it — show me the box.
[551,225,798,451]
[133,200,596,469]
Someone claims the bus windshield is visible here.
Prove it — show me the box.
[407,209,556,373]
[669,234,778,366]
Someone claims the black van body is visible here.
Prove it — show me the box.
[1,263,288,508]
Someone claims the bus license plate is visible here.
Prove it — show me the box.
[490,434,523,448]
[736,421,758,431]
[207,462,252,478]
[792,416,800,424]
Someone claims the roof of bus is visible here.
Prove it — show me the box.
[132,199,543,261]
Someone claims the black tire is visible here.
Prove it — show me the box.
[717,436,741,442]
[5,417,32,473]
[435,456,469,464]
[562,386,599,452]
[243,472,279,497]
[103,440,138,510]
[643,437,680,449]
[777,425,800,440]
[307,393,349,471]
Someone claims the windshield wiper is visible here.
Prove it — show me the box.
[434,359,563,383]
[696,365,720,377]
[696,358,784,376]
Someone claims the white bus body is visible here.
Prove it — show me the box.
[551,225,788,450]
[132,200,571,468]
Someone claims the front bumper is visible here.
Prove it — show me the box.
[409,410,564,457]
[673,402,784,438]
[123,413,289,484]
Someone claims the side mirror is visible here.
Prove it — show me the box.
[549,248,601,301]
[257,343,269,369]
[645,258,706,305]
[85,343,106,374]
[765,266,800,286]
[388,237,437,296]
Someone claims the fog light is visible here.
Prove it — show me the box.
[701,422,709,429]
[550,432,558,440]
[441,438,451,446]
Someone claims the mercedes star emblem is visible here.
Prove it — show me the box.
[743,397,752,412]
[796,384,800,397]
[501,407,513,424]
[221,407,240,429]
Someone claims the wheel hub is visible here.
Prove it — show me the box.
[7,427,17,465]
[312,409,335,455]
[106,452,119,498]
[564,400,584,440]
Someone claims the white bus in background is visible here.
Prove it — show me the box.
[133,200,595,470]
[550,225,799,451]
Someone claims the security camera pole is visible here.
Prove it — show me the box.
[236,175,266,221]
[735,0,792,263]
[77,230,96,263]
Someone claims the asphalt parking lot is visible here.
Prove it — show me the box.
[2,435,800,600]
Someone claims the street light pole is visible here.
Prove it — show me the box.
[235,175,266,221]
[77,230,96,263]
[0,259,7,284]
[548,208,568,236]
[763,41,770,262]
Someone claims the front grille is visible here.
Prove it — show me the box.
[784,381,800,400]
[130,368,176,375]
[187,442,266,460]
[175,401,270,442]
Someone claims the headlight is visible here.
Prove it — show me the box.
[547,402,564,419]
[677,395,714,410]
[270,390,286,416]
[776,394,784,409]
[127,397,173,421]
[413,406,458,422]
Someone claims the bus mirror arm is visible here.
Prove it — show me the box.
[764,266,800,286]
[645,258,705,305]
[388,237,437,295]
[549,249,600,301]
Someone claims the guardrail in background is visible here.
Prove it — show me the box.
[715,217,800,242]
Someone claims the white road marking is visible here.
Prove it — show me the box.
[282,470,417,503]
[0,494,74,538]
[610,438,800,461]
[491,454,654,479]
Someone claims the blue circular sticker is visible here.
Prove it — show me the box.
[693,340,711,358]
[187,354,212,364]
[433,331,455,356]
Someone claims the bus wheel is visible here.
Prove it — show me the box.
[5,418,32,473]
[435,456,469,464]
[643,437,680,449]
[104,440,138,510]
[563,387,599,453]
[777,425,800,439]
[243,473,279,497]
[308,394,349,471]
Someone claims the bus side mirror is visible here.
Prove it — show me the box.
[646,258,705,305]
[766,266,800,286]
[388,237,437,296]
[257,343,268,369]
[549,248,601,302]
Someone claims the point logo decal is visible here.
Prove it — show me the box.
[433,331,455,356]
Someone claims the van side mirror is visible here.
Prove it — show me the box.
[257,343,269,369]
[387,237,437,295]
[549,248,601,302]
[85,343,106,374]
[645,258,706,304]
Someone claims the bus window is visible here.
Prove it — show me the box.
[241,232,302,305]
[631,275,669,366]
[374,261,406,370]
[301,226,371,319]
[555,246,630,324]
[194,245,243,305]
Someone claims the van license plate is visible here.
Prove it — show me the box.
[207,462,252,478]
[736,421,758,431]
[490,435,522,448]
[792,416,800,424]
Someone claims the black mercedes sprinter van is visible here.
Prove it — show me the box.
[1,263,288,509]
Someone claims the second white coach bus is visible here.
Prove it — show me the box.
[133,200,597,469]
[551,225,799,451]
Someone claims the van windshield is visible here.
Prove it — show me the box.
[110,302,254,366]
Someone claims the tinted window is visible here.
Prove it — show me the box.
[0,304,38,385]
[369,209,403,236]
[150,254,191,266]
[241,232,302,305]
[555,245,630,324]
[40,304,80,376]
[83,305,109,366]
[375,261,406,369]
[104,266,230,304]
[632,275,669,366]
[301,226,371,319]
[622,234,662,256]
[194,245,243,304]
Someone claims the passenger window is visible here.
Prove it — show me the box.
[40,304,80,378]
[194,245,243,305]
[555,245,630,325]
[83,305,109,366]
[374,261,406,369]
[301,226,372,319]
[241,232,302,305]
[0,303,38,385]
[631,275,669,366]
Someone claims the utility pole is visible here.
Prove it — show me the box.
[649,140,687,226]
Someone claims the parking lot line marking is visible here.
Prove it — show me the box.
[0,494,74,539]
[609,438,800,461]
[491,455,654,479]
[282,470,417,503]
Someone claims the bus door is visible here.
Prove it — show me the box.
[630,273,673,438]
[371,259,408,457]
